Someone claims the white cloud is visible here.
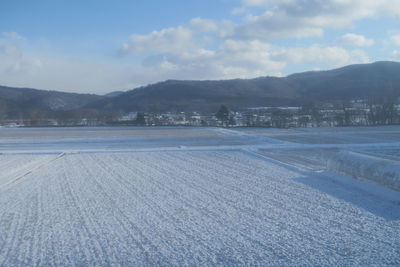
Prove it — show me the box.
[189,18,219,33]
[189,18,235,38]
[133,40,285,82]
[391,50,400,60]
[2,32,25,41]
[0,34,135,94]
[339,33,374,47]
[234,0,400,40]
[0,40,42,75]
[234,11,325,39]
[241,0,400,15]
[119,26,193,55]
[119,18,237,57]
[391,34,400,46]
[122,0,394,46]
[271,45,370,66]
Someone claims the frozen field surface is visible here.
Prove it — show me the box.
[0,126,399,265]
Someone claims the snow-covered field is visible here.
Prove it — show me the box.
[0,126,399,265]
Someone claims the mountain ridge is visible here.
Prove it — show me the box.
[0,85,104,120]
[87,61,400,113]
[1,61,400,120]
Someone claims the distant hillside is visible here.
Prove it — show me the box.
[104,91,124,97]
[1,61,400,121]
[0,85,104,120]
[284,61,400,102]
[88,61,400,113]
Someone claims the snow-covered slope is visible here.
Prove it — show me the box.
[0,126,399,265]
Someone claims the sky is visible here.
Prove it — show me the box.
[1,0,400,94]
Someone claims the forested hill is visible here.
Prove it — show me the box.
[1,61,400,120]
[0,85,103,120]
[87,61,400,113]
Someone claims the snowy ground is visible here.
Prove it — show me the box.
[0,126,399,266]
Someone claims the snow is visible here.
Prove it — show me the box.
[0,126,399,265]
[326,150,400,191]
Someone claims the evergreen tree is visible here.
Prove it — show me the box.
[135,112,146,125]
[216,105,230,126]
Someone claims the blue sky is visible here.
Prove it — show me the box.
[1,0,400,94]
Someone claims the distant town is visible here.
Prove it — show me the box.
[1,98,400,128]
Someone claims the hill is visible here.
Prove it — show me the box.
[0,85,104,120]
[1,61,400,120]
[88,61,400,113]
